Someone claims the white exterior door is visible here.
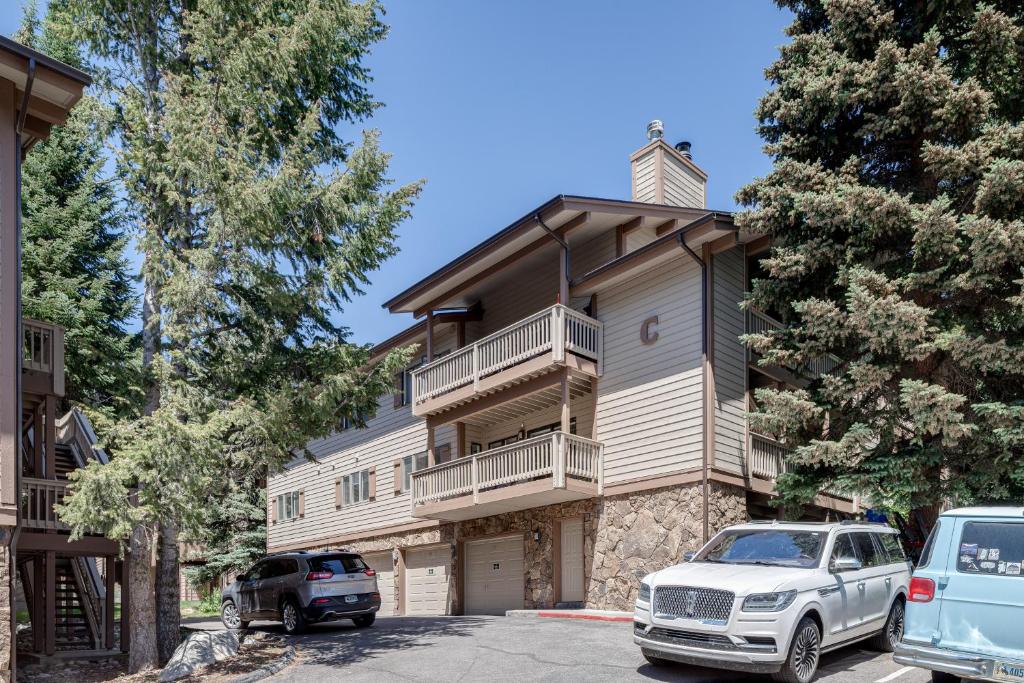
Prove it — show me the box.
[560,519,585,603]
[363,552,395,616]
[404,545,451,615]
[465,535,525,615]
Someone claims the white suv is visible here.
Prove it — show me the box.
[634,521,910,683]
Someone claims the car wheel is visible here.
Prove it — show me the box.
[353,614,376,628]
[220,600,249,630]
[869,599,905,652]
[641,649,670,667]
[772,617,821,683]
[281,598,307,635]
[930,673,961,683]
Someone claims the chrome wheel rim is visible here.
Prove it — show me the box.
[792,623,820,682]
[222,603,240,629]
[283,603,297,632]
[888,602,905,646]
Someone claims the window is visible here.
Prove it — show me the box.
[339,411,369,432]
[695,529,826,568]
[490,419,579,448]
[435,443,452,464]
[956,521,1024,576]
[401,452,430,493]
[308,555,369,574]
[918,521,941,569]
[395,356,427,408]
[341,469,371,506]
[879,533,905,564]
[830,534,858,567]
[277,491,301,521]
[851,532,884,567]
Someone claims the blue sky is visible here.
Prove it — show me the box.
[2,1,793,345]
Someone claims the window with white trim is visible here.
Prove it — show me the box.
[401,452,430,493]
[341,469,371,506]
[277,491,301,521]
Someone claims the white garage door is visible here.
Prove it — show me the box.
[363,552,395,616]
[404,545,451,615]
[465,534,525,615]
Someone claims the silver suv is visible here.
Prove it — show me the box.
[221,550,381,634]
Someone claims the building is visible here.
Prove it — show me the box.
[0,37,128,676]
[267,122,856,616]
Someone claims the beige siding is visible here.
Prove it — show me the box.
[593,255,704,484]
[625,224,659,254]
[632,149,657,203]
[571,230,616,279]
[662,154,705,208]
[712,247,748,476]
[466,261,558,341]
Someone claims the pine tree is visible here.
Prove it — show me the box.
[54,0,420,670]
[737,1,1024,513]
[16,1,139,418]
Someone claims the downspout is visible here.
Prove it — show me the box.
[676,230,710,545]
[535,214,571,302]
[11,56,36,677]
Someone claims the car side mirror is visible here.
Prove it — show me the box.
[831,556,862,573]
[682,551,697,562]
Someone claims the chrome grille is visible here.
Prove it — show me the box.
[653,586,734,622]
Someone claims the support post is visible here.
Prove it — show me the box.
[45,550,55,656]
[560,368,570,434]
[105,556,115,650]
[558,246,569,305]
[44,394,56,479]
[426,424,435,467]
[425,309,434,362]
[33,557,43,653]
[119,557,130,653]
[553,433,566,489]
[33,404,42,476]
[471,457,479,504]
[456,422,466,459]
[552,306,565,362]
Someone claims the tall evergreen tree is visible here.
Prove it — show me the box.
[15,1,139,418]
[737,1,1024,513]
[54,0,419,670]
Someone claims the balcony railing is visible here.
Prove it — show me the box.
[23,318,65,397]
[22,477,69,530]
[749,433,789,481]
[411,305,602,408]
[411,432,603,513]
[745,310,840,378]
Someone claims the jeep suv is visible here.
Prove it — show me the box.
[634,521,910,683]
[221,550,381,634]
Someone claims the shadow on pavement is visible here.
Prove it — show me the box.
[635,662,762,682]
[255,616,489,669]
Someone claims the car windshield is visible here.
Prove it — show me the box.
[694,529,825,568]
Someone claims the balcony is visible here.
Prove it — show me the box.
[746,310,840,379]
[22,477,69,531]
[410,431,603,521]
[23,318,65,399]
[410,305,603,418]
[748,433,855,503]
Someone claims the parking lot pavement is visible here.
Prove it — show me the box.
[209,615,931,683]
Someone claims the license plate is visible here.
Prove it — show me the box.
[344,595,358,604]
[994,661,1024,682]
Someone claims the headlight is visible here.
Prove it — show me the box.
[638,582,651,603]
[742,590,797,612]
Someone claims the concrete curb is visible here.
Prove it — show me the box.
[505,609,633,623]
[229,643,296,683]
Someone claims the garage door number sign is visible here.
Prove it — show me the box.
[492,563,500,572]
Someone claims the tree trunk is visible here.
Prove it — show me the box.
[128,525,158,672]
[155,521,180,664]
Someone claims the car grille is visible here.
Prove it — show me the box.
[653,586,734,622]
[637,625,736,650]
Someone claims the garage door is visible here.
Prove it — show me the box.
[404,545,451,615]
[465,534,525,615]
[363,552,395,616]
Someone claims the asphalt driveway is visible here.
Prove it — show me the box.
[187,615,932,683]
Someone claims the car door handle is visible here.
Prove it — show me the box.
[885,577,892,586]
[857,581,866,591]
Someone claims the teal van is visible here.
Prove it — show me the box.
[895,507,1024,683]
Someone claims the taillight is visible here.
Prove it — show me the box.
[305,570,333,581]
[909,577,936,603]
[363,568,376,577]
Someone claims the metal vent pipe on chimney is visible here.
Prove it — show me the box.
[646,120,664,141]
[675,140,692,159]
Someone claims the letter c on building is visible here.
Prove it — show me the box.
[641,315,659,345]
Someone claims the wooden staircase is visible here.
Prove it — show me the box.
[54,559,95,650]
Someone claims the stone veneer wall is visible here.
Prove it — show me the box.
[308,480,748,614]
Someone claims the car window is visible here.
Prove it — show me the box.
[831,533,858,566]
[917,520,940,569]
[273,559,298,577]
[956,521,1024,577]
[250,561,272,580]
[851,532,883,567]
[879,533,905,564]
[308,554,368,574]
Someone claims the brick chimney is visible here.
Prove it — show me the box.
[631,120,707,208]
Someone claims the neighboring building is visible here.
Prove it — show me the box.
[0,37,127,675]
[267,122,856,616]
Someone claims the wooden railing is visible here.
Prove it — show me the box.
[411,432,603,511]
[745,309,840,379]
[411,305,603,405]
[23,319,65,396]
[22,477,69,530]
[749,433,789,481]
